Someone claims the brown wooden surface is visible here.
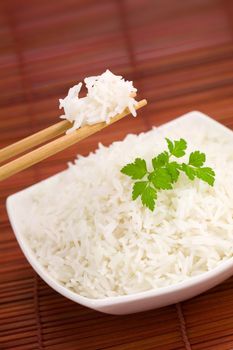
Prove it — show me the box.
[0,1,233,349]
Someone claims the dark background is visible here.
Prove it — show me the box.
[1,1,233,349]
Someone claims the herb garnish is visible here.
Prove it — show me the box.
[121,138,215,211]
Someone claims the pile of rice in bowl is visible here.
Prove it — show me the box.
[17,117,233,299]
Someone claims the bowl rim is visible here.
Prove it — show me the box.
[6,110,233,309]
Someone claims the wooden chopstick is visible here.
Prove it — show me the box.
[0,120,72,164]
[0,99,147,181]
[0,92,138,164]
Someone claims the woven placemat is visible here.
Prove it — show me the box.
[1,0,233,349]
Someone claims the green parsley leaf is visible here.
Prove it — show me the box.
[132,181,147,200]
[189,151,206,167]
[121,137,215,211]
[182,164,196,180]
[152,151,169,169]
[195,167,215,186]
[166,162,180,183]
[165,138,174,154]
[150,168,173,190]
[141,185,157,211]
[171,138,187,158]
[121,158,147,179]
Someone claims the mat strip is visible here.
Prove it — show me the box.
[33,273,44,350]
[176,303,192,350]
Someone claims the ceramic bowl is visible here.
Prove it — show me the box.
[7,111,233,315]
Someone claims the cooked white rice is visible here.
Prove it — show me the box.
[18,116,233,299]
[59,70,137,133]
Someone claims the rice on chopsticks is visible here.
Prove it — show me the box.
[59,70,137,133]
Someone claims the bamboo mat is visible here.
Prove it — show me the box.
[1,0,233,349]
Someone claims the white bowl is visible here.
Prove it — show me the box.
[7,111,233,315]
